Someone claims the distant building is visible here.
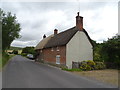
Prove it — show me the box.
[35,12,93,69]
[6,50,22,55]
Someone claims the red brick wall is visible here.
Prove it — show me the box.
[38,50,44,61]
[41,46,66,65]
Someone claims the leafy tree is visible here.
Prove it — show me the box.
[22,47,35,55]
[92,40,103,62]
[1,9,21,51]
[0,9,2,53]
[101,35,120,68]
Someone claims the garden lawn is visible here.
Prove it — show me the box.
[71,69,118,86]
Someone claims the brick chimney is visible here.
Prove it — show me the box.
[76,12,83,31]
[54,29,58,35]
[43,34,46,39]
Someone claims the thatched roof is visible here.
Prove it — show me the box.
[44,27,77,48]
[35,34,54,50]
[35,26,93,50]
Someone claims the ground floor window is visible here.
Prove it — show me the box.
[56,55,60,64]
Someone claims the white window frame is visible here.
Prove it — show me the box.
[56,55,60,64]
[51,48,54,51]
[56,47,60,51]
[40,49,42,53]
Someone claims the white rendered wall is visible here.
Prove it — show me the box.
[66,31,93,69]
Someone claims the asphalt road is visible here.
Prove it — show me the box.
[2,55,117,88]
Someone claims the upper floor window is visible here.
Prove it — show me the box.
[56,47,59,51]
[51,48,54,51]
[40,50,42,53]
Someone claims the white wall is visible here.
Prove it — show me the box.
[66,31,93,69]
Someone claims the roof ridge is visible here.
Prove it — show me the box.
[56,26,76,35]
[44,26,78,48]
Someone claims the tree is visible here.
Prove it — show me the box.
[22,47,35,55]
[101,35,120,68]
[1,9,21,51]
[92,40,103,62]
[0,9,2,53]
[93,43,103,62]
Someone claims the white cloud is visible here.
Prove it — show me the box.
[2,2,118,47]
[82,2,118,43]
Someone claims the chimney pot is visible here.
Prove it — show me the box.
[54,29,58,35]
[76,12,83,31]
[43,34,46,39]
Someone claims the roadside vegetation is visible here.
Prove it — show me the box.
[21,46,36,58]
[2,53,9,67]
[62,68,82,71]
[62,34,120,71]
[93,35,120,69]
[9,46,22,50]
[61,35,119,86]
[62,60,106,71]
[1,8,21,68]
[2,53,15,68]
[0,53,2,70]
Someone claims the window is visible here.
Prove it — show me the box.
[40,50,42,53]
[56,55,60,64]
[56,47,59,51]
[51,48,54,51]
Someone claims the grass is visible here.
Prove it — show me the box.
[62,68,82,71]
[1,53,15,70]
[71,69,118,86]
[2,53,10,68]
[0,53,2,71]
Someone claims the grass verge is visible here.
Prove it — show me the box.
[62,68,82,71]
[0,61,1,70]
[2,53,9,67]
[2,53,15,69]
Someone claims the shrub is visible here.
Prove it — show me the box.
[21,53,27,56]
[94,62,106,70]
[86,65,92,71]
[79,60,95,71]
[80,62,92,71]
[80,63,87,71]
[87,60,96,70]
[87,60,95,66]
[79,60,106,71]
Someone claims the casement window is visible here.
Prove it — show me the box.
[40,50,42,53]
[56,55,60,64]
[51,48,54,51]
[56,47,60,51]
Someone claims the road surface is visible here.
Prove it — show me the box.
[2,55,117,88]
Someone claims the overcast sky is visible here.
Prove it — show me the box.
[1,1,118,47]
